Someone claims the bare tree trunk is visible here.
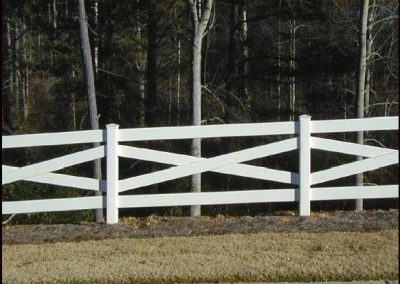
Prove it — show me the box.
[146,0,158,127]
[176,38,181,126]
[191,36,202,217]
[241,2,249,106]
[289,19,296,121]
[144,0,160,196]
[364,0,376,118]
[188,0,213,217]
[52,0,57,29]
[71,69,77,130]
[364,60,372,116]
[71,92,77,130]
[66,1,76,131]
[11,20,21,126]
[133,0,146,127]
[78,0,104,223]
[2,5,12,130]
[355,0,370,212]
[277,0,282,121]
[228,2,238,89]
[48,2,55,67]
[21,21,29,121]
[93,0,99,78]
[168,75,172,125]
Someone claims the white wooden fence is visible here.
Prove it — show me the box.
[2,116,399,224]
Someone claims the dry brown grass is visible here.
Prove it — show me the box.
[121,214,160,229]
[2,230,398,284]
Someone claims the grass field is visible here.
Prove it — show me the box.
[2,230,398,284]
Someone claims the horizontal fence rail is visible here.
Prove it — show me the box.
[2,116,399,224]
[311,117,399,133]
[2,129,105,149]
[118,189,298,209]
[3,196,104,215]
[118,121,297,142]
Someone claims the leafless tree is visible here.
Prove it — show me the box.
[78,0,104,223]
[187,0,213,217]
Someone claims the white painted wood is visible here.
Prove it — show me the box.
[311,185,398,201]
[311,137,397,157]
[118,189,297,208]
[219,164,299,185]
[119,145,196,164]
[2,116,398,222]
[2,130,104,149]
[2,196,104,214]
[299,115,311,216]
[118,121,296,142]
[119,138,298,192]
[2,146,106,185]
[106,124,119,224]
[118,145,299,185]
[2,166,14,173]
[2,165,104,191]
[311,151,398,185]
[311,116,398,133]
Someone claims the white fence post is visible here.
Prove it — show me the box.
[299,115,311,216]
[106,124,119,224]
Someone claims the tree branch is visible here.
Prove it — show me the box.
[368,15,399,29]
[2,214,17,225]
[364,138,386,148]
[198,0,213,37]
[364,102,399,110]
[331,0,358,32]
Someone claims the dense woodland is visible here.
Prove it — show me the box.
[2,0,399,223]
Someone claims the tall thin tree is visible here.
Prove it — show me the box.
[355,0,369,211]
[240,1,249,106]
[2,1,13,130]
[146,0,158,127]
[136,0,146,127]
[78,0,104,223]
[187,0,213,217]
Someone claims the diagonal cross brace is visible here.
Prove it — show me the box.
[119,144,299,187]
[2,165,105,191]
[311,137,397,157]
[311,151,398,185]
[119,138,298,192]
[2,146,106,185]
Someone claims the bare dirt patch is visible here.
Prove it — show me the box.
[2,209,398,245]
